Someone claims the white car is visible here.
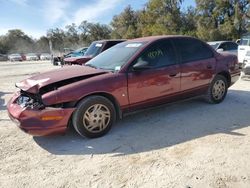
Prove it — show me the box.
[8,54,22,62]
[242,51,250,77]
[238,36,250,67]
[26,53,39,61]
[40,53,51,60]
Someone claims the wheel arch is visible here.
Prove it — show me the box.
[75,92,122,120]
[217,71,231,86]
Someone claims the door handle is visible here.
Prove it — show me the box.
[207,65,212,69]
[169,73,177,77]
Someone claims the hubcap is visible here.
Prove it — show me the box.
[212,80,226,100]
[83,104,111,133]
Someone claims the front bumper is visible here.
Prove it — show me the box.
[230,71,241,85]
[7,93,75,136]
[242,60,250,75]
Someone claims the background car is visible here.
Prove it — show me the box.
[207,41,238,56]
[26,53,39,61]
[63,39,126,65]
[40,53,51,60]
[238,34,250,67]
[242,51,250,77]
[8,54,22,61]
[0,54,8,61]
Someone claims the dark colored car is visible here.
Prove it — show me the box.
[7,36,240,138]
[64,39,126,65]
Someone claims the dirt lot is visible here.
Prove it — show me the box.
[0,61,250,188]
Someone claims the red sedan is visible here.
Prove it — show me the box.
[7,36,240,138]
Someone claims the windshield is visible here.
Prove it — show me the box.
[84,42,103,57]
[86,41,146,71]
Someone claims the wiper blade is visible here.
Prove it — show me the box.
[85,64,97,69]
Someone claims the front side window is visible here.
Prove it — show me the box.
[133,40,176,69]
[174,38,214,63]
[219,43,229,51]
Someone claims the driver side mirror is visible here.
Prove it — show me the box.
[216,48,224,52]
[133,59,151,71]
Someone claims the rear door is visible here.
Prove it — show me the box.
[172,38,216,98]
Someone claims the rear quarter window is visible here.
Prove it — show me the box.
[173,38,214,63]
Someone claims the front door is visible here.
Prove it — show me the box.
[127,39,181,110]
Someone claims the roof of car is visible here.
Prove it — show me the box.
[127,35,196,43]
[94,39,126,43]
[207,41,236,45]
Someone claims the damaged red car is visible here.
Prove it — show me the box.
[7,36,240,138]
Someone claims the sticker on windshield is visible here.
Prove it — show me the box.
[115,66,121,71]
[125,43,142,48]
[95,43,103,47]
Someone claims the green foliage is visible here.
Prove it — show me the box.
[111,5,140,39]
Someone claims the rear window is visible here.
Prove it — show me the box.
[240,39,249,46]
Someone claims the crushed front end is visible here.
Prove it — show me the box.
[7,90,75,136]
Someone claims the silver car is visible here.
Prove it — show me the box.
[26,53,39,61]
[8,54,23,62]
[207,41,238,56]
[40,53,51,60]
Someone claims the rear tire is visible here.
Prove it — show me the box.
[72,96,116,138]
[206,75,228,104]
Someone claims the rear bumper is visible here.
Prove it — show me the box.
[7,93,75,136]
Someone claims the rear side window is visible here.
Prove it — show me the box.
[227,42,238,50]
[173,38,214,63]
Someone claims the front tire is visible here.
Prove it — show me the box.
[206,75,228,104]
[72,96,116,138]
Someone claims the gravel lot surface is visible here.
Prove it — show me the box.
[0,61,250,188]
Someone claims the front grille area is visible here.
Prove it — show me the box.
[243,66,250,75]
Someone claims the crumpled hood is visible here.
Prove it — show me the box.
[16,66,108,94]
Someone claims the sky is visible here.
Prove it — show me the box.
[0,0,196,39]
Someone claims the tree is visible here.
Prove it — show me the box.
[47,28,66,52]
[35,36,50,53]
[138,0,183,36]
[111,5,140,39]
[65,23,80,48]
[196,0,249,41]
[86,23,111,43]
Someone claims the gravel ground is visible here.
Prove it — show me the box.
[0,61,250,188]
